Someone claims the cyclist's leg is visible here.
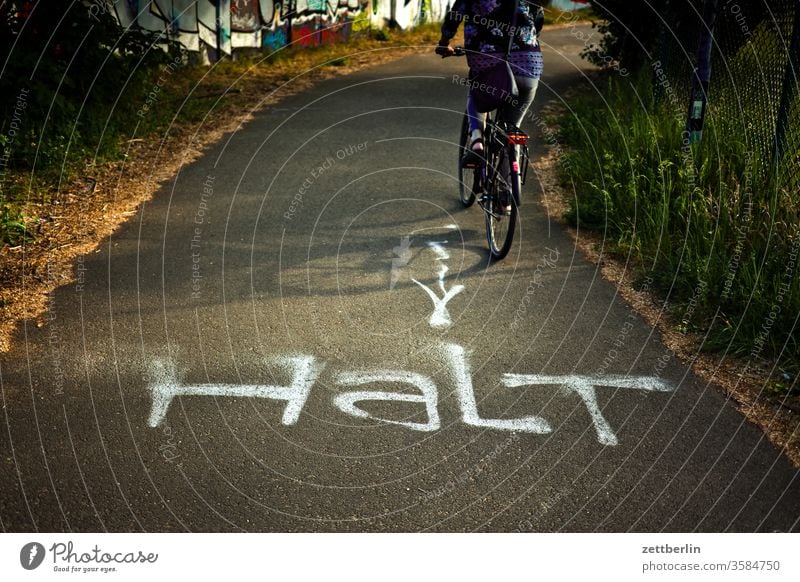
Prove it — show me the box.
[466,90,486,134]
[464,62,487,135]
[495,76,538,209]
[501,76,539,127]
[463,88,487,164]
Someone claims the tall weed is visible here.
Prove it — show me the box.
[558,70,799,386]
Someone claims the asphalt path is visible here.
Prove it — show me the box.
[1,25,799,532]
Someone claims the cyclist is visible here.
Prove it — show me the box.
[435,0,544,166]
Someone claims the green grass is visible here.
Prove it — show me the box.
[0,203,28,245]
[557,69,799,395]
[0,22,443,245]
[373,28,391,42]
[325,56,350,67]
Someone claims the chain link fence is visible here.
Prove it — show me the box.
[652,0,799,192]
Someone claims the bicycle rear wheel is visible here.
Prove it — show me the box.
[457,113,477,207]
[485,147,518,260]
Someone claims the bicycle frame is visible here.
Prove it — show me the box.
[449,46,530,259]
[480,112,528,216]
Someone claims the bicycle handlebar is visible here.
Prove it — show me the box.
[436,45,466,58]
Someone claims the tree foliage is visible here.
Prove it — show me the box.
[0,1,177,176]
[583,0,664,69]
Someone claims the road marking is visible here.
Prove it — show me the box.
[145,347,673,445]
[412,241,463,329]
[503,374,673,446]
[443,343,552,433]
[334,371,440,431]
[146,356,324,428]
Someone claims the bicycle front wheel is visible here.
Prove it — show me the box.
[485,147,518,260]
[458,113,477,207]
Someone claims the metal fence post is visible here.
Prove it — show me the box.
[654,0,671,103]
[774,0,800,172]
[687,0,719,143]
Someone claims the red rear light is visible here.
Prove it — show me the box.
[507,133,528,145]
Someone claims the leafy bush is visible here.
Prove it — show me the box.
[0,2,178,180]
[373,28,391,42]
[583,0,664,69]
[0,1,180,244]
[0,203,28,245]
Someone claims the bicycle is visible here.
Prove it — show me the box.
[452,48,530,260]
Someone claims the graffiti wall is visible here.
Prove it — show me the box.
[108,0,449,56]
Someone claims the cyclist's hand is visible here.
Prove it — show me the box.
[435,42,454,58]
